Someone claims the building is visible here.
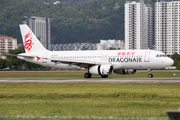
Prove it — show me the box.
[53,1,60,4]
[0,36,17,54]
[23,16,51,50]
[51,43,97,51]
[155,0,180,55]
[51,40,124,51]
[125,0,153,50]
[96,39,125,50]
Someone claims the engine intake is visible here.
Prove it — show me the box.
[88,64,113,75]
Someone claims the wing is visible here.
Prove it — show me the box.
[51,59,110,69]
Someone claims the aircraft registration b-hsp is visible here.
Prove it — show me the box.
[17,24,174,78]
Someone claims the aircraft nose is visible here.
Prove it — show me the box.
[168,58,174,66]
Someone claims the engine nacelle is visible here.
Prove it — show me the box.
[114,69,137,75]
[88,64,113,75]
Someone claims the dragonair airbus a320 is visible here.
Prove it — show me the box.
[17,24,174,78]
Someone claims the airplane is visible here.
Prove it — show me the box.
[17,24,174,78]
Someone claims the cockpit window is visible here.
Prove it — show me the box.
[156,54,165,57]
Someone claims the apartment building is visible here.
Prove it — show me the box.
[155,0,180,55]
[125,0,153,50]
[51,40,124,51]
[96,39,125,50]
[51,43,97,51]
[0,36,17,54]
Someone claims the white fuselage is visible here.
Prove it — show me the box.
[18,49,174,70]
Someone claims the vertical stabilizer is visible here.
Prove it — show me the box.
[19,24,48,53]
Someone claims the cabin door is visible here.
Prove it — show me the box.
[42,52,48,63]
[144,51,150,62]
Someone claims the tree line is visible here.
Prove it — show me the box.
[0,0,125,44]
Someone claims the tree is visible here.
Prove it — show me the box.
[0,58,8,69]
[170,53,180,66]
[176,61,180,70]
[170,53,180,70]
[0,0,125,44]
[6,47,25,70]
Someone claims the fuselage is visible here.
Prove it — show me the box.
[18,49,174,70]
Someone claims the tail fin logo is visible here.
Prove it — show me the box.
[24,31,34,51]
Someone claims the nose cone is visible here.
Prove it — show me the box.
[168,58,174,66]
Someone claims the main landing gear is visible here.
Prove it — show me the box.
[101,75,108,78]
[84,73,92,78]
[148,69,153,78]
[84,73,108,78]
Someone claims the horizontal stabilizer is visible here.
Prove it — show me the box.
[17,53,35,58]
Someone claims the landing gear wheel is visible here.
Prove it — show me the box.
[84,73,92,78]
[148,69,153,78]
[101,75,108,78]
[148,74,153,78]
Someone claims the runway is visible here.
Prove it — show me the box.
[0,78,180,83]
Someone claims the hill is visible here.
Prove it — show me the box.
[0,0,152,44]
[31,0,92,4]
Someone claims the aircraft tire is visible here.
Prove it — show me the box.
[148,74,153,78]
[84,73,92,78]
[101,75,108,78]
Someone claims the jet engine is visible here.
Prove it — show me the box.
[114,69,137,75]
[88,64,113,75]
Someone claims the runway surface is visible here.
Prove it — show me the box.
[0,78,180,83]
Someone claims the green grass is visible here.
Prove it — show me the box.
[0,70,179,78]
[0,83,180,119]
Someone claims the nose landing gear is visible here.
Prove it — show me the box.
[148,69,153,78]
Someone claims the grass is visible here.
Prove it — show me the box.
[0,83,180,119]
[0,70,179,78]
[0,71,179,119]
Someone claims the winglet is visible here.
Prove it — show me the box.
[19,24,48,53]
